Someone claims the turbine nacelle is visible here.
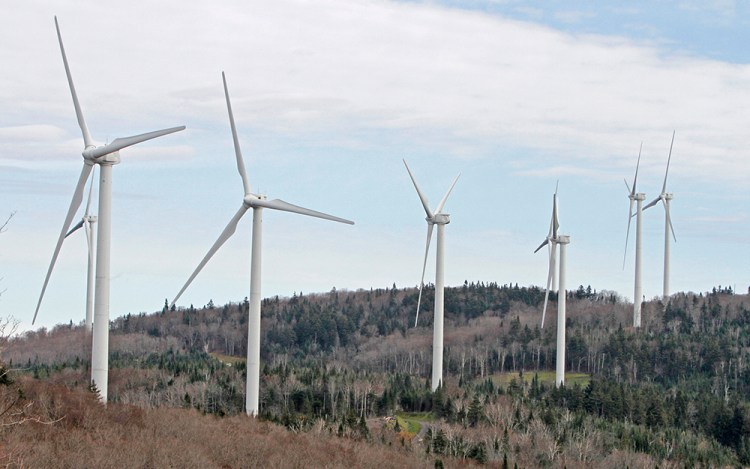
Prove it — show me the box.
[82,148,121,165]
[644,192,673,211]
[244,193,268,207]
[427,213,450,225]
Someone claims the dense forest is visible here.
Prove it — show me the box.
[2,282,749,468]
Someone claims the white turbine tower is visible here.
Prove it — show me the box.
[555,235,570,387]
[403,159,460,392]
[534,185,569,387]
[34,17,185,402]
[623,144,645,328]
[534,182,559,329]
[644,131,676,302]
[64,170,97,332]
[171,72,353,416]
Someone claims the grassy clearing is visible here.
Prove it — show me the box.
[394,412,432,436]
[563,372,590,387]
[398,412,433,422]
[490,371,590,388]
[209,352,245,366]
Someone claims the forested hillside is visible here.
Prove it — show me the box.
[3,283,750,468]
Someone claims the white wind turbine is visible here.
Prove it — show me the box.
[171,72,353,416]
[644,131,676,302]
[64,170,97,332]
[534,184,569,387]
[623,143,646,328]
[33,17,185,402]
[403,159,460,392]
[534,182,559,329]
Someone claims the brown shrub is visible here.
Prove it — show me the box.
[0,380,471,469]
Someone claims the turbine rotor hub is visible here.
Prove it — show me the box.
[81,146,98,163]
[96,151,121,165]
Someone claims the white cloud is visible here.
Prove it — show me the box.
[3,1,749,183]
[2,1,749,327]
[0,125,66,142]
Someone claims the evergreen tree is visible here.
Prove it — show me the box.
[468,395,483,427]
[433,428,447,455]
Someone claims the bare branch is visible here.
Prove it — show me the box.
[0,211,15,234]
[0,402,65,427]
[0,316,20,356]
[0,392,22,419]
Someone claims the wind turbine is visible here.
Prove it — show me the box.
[644,131,676,302]
[403,159,460,392]
[623,143,646,328]
[33,17,185,402]
[534,184,569,387]
[64,169,97,332]
[171,72,353,416]
[534,182,559,329]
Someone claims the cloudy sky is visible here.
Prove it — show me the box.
[1,0,748,331]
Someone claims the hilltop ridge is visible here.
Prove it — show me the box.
[3,283,750,467]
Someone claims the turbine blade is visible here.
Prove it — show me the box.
[662,130,675,194]
[84,220,94,330]
[537,184,560,253]
[415,223,434,327]
[172,204,249,306]
[643,196,660,211]
[252,198,354,225]
[86,126,186,159]
[64,219,84,238]
[84,219,93,253]
[84,167,95,216]
[435,173,461,214]
[624,178,631,194]
[534,238,549,254]
[541,245,555,329]
[665,200,677,243]
[632,142,642,195]
[222,72,251,195]
[541,288,551,330]
[55,17,93,148]
[552,191,559,238]
[403,159,433,218]
[33,162,94,324]
[623,198,634,269]
[543,189,557,239]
